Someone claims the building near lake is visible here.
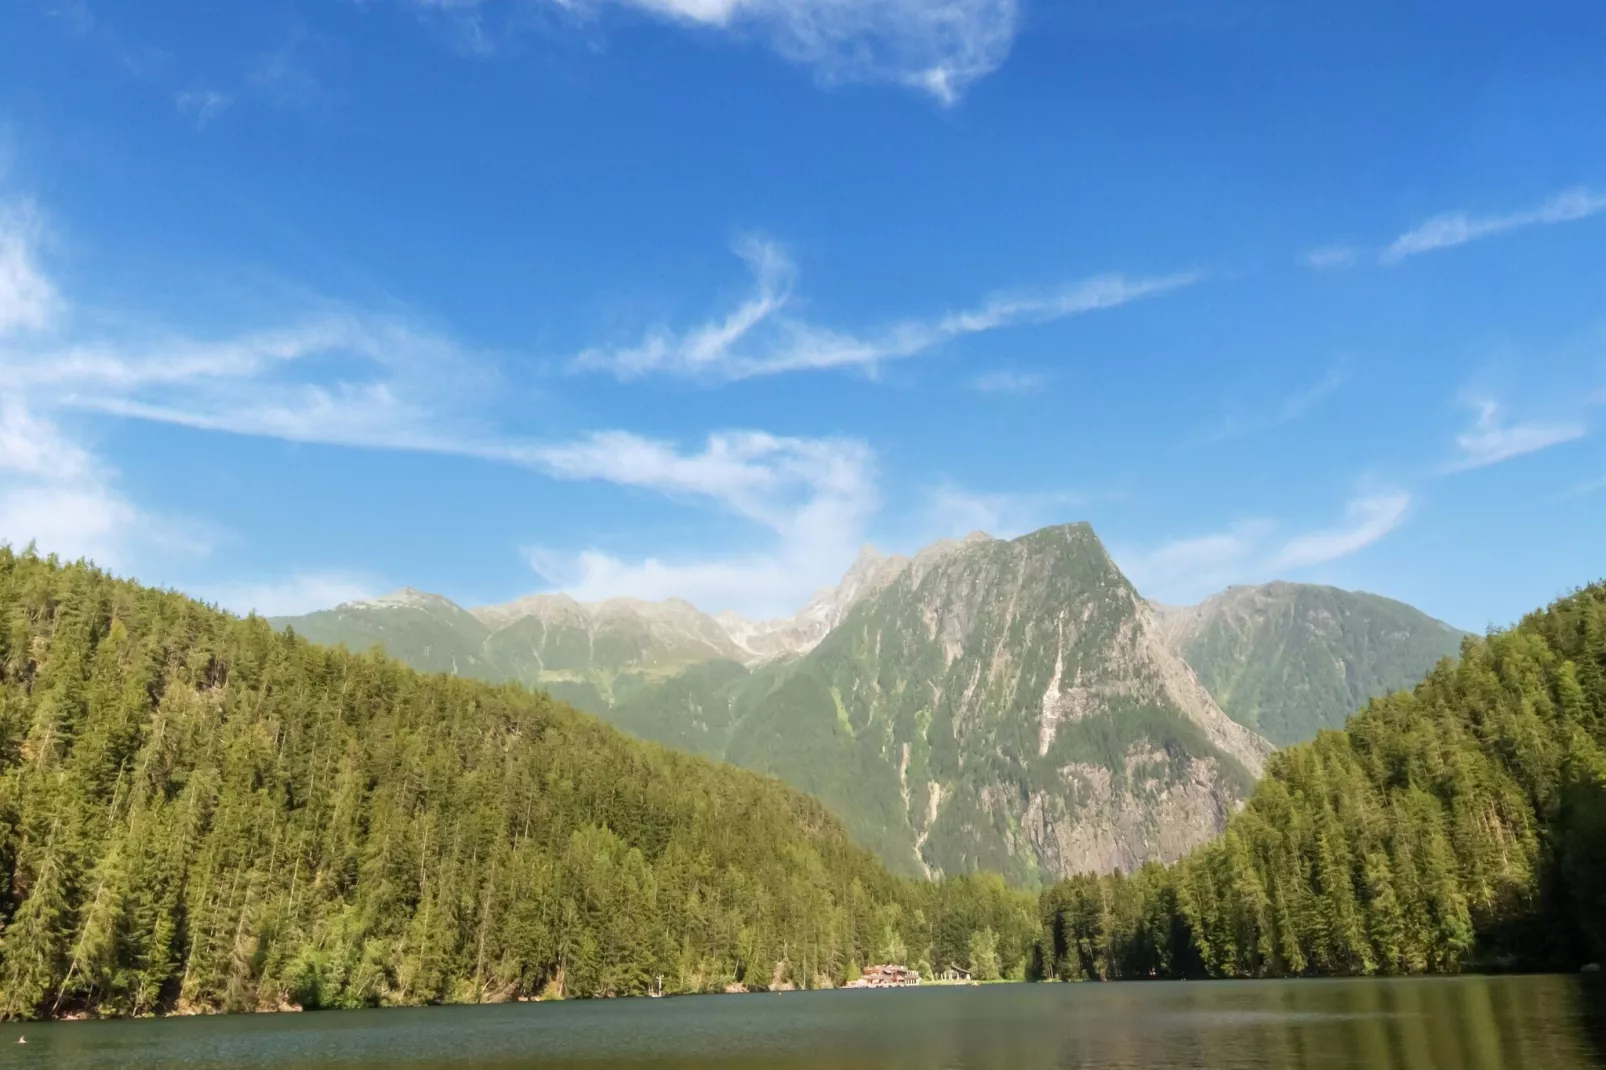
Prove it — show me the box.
[846,965,920,988]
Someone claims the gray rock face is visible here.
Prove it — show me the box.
[716,544,914,660]
[712,524,1270,882]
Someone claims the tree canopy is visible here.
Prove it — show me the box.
[0,550,1033,1020]
[1036,581,1606,980]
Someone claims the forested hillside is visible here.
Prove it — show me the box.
[0,550,1035,1022]
[1037,582,1606,978]
[709,525,1273,883]
[1156,582,1467,746]
[272,531,1464,882]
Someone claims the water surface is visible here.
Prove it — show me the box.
[4,976,1603,1069]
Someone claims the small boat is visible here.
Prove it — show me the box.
[649,975,664,999]
[16,1036,25,1045]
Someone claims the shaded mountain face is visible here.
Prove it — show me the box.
[273,527,1459,884]
[1153,582,1468,746]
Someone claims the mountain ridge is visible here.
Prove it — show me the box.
[1152,579,1467,745]
[272,523,1465,881]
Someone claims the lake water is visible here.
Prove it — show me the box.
[3,976,1603,1069]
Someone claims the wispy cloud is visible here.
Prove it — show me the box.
[202,571,384,617]
[249,27,327,109]
[1120,520,1273,601]
[1267,493,1410,571]
[44,0,96,36]
[0,396,211,568]
[1276,366,1349,423]
[0,206,212,567]
[413,0,1019,104]
[970,369,1048,395]
[1449,400,1586,472]
[1117,491,1410,604]
[517,429,878,617]
[1303,246,1356,270]
[923,480,1079,541]
[2,191,890,615]
[1204,365,1348,444]
[11,311,499,456]
[1382,187,1606,264]
[574,237,1197,382]
[0,202,59,334]
[176,88,233,130]
[0,212,167,567]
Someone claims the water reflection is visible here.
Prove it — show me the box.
[5,975,1602,1069]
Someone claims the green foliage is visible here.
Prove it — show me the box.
[1039,581,1606,978]
[1170,582,1467,746]
[650,525,1265,883]
[273,593,750,716]
[0,551,1031,1021]
[270,591,499,681]
[275,527,1274,886]
[967,927,1001,981]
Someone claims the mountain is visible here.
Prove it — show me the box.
[276,590,752,714]
[272,526,1463,885]
[715,544,912,660]
[270,587,499,678]
[1038,579,1606,978]
[0,549,1035,1021]
[1154,582,1468,746]
[270,553,904,713]
[676,524,1273,883]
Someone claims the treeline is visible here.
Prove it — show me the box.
[0,551,1034,1021]
[9,551,1600,1023]
[1036,582,1606,980]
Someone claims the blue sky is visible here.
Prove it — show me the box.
[1,0,1603,631]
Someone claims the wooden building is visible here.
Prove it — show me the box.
[846,964,921,988]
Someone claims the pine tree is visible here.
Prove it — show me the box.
[968,926,1001,981]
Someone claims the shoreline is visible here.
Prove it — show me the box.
[19,972,1604,1025]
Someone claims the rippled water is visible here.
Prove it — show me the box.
[4,975,1603,1069]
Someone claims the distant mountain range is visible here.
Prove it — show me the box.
[272,524,1466,883]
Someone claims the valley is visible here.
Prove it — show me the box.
[273,523,1465,883]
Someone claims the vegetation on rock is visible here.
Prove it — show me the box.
[274,529,1463,883]
[1156,582,1467,746]
[1036,582,1606,978]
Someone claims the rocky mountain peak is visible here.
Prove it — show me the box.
[345,587,461,613]
[270,521,1463,882]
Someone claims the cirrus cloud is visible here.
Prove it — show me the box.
[1382,187,1606,264]
[414,0,1019,104]
[573,237,1199,382]
[1448,400,1586,473]
[515,428,877,618]
[1117,491,1411,605]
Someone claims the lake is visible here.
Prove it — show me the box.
[4,976,1603,1069]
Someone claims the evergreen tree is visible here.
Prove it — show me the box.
[0,550,1035,1020]
[1038,581,1606,979]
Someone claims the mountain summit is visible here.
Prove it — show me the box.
[677,523,1272,881]
[273,523,1462,882]
[1153,581,1467,745]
